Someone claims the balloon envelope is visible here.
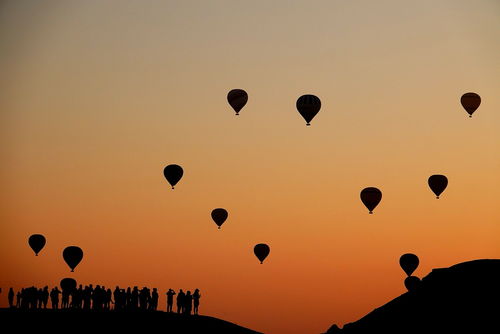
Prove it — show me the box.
[28,234,46,256]
[460,92,481,117]
[63,246,83,272]
[60,278,77,292]
[211,208,228,229]
[428,174,448,199]
[227,89,248,115]
[404,276,421,292]
[400,253,419,276]
[296,95,321,126]
[360,187,382,214]
[163,164,183,189]
[254,243,270,264]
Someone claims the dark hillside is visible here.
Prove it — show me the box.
[0,308,262,334]
[325,259,500,334]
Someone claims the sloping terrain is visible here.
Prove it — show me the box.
[0,308,262,334]
[325,259,500,334]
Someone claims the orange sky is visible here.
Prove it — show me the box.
[1,1,499,333]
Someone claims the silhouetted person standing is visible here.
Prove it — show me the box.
[83,285,93,310]
[193,289,201,315]
[20,288,27,309]
[177,289,185,314]
[184,291,192,315]
[131,287,139,309]
[126,287,132,309]
[166,289,176,312]
[105,288,112,310]
[50,287,60,309]
[113,287,121,310]
[8,288,14,308]
[92,285,103,310]
[42,286,49,309]
[37,288,43,309]
[139,287,149,310]
[61,287,70,309]
[74,285,83,309]
[16,290,21,308]
[150,288,159,311]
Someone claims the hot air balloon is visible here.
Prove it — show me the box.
[60,278,77,293]
[404,276,421,292]
[163,164,183,189]
[227,89,248,115]
[400,253,419,276]
[428,174,448,199]
[360,187,382,214]
[254,243,270,264]
[460,92,481,118]
[211,208,228,229]
[63,246,83,272]
[28,234,46,256]
[296,94,321,126]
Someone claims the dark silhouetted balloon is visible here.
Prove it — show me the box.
[211,208,228,229]
[296,95,321,126]
[428,174,448,199]
[227,89,248,115]
[460,92,481,118]
[60,278,77,292]
[63,246,83,272]
[28,234,46,256]
[163,164,183,189]
[360,187,382,214]
[254,243,270,264]
[404,276,421,292]
[400,253,419,276]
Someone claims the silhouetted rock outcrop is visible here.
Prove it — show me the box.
[0,308,262,334]
[324,259,500,334]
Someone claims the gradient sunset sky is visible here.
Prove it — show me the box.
[1,1,499,333]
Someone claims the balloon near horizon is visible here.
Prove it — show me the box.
[63,246,84,272]
[28,234,46,256]
[60,278,77,292]
[404,276,421,292]
[400,253,420,277]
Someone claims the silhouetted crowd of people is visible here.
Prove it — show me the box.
[6,286,201,315]
[167,288,201,315]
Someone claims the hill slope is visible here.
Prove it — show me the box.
[0,308,262,334]
[325,259,500,334]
